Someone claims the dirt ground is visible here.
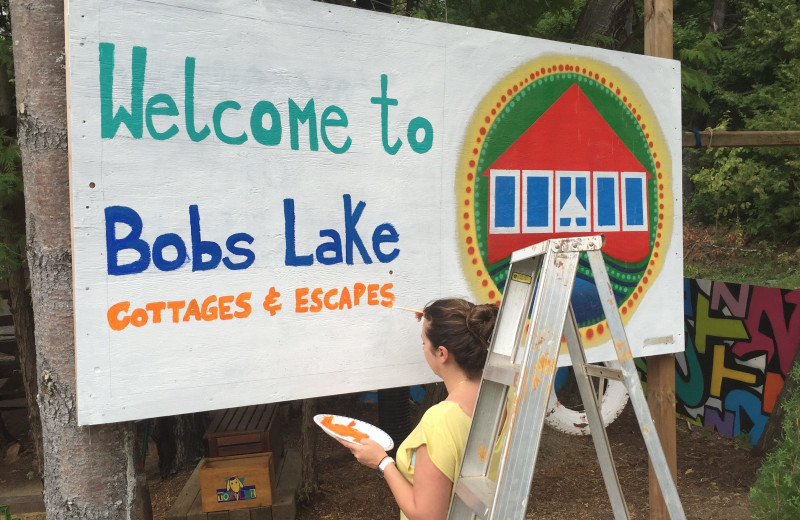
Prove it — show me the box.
[145,391,761,520]
[0,388,763,519]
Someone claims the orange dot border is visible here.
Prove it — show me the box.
[456,55,674,350]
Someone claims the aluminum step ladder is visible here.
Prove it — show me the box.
[447,235,685,520]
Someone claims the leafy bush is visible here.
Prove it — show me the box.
[750,365,800,519]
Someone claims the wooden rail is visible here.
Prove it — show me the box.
[683,130,800,148]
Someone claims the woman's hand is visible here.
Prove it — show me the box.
[336,437,388,469]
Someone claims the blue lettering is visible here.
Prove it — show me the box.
[105,206,151,275]
[284,199,313,266]
[190,205,222,271]
[223,233,256,270]
[372,223,399,263]
[152,233,187,271]
[344,194,372,265]
[316,230,343,265]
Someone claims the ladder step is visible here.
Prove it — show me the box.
[582,364,623,382]
[483,360,519,386]
[453,476,496,520]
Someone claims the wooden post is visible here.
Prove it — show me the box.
[683,130,800,148]
[644,1,678,519]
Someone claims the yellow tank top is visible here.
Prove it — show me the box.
[394,393,512,520]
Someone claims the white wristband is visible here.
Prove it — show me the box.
[377,456,394,478]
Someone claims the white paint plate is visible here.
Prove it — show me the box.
[314,413,394,451]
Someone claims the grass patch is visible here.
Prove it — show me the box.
[684,221,800,289]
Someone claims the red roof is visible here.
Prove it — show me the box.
[484,83,650,174]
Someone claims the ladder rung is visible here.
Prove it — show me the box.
[582,364,623,382]
[483,361,519,386]
[453,476,495,519]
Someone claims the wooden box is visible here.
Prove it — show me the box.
[205,403,284,464]
[198,452,276,513]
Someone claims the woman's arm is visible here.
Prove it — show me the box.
[383,443,452,520]
[338,439,453,520]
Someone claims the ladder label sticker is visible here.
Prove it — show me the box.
[457,56,675,349]
[510,272,532,284]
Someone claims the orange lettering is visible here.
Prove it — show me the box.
[183,299,202,321]
[167,300,186,322]
[145,301,166,323]
[295,287,310,313]
[218,295,234,320]
[107,301,131,331]
[338,287,352,310]
[310,288,324,313]
[324,288,339,310]
[202,295,218,321]
[235,292,252,318]
[367,284,380,305]
[130,307,148,327]
[353,283,366,306]
[380,283,395,308]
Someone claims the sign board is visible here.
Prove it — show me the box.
[66,0,683,425]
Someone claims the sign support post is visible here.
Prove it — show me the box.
[644,1,678,519]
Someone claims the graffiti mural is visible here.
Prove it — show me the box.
[674,278,800,444]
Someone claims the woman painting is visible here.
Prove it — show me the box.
[338,298,498,520]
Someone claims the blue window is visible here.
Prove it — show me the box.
[490,170,520,234]
[495,176,516,228]
[526,176,549,228]
[621,172,648,231]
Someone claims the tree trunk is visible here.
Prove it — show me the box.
[709,0,726,32]
[753,342,800,456]
[153,413,207,479]
[414,382,447,423]
[9,1,150,518]
[378,386,411,457]
[575,0,636,49]
[301,398,319,496]
[7,265,43,475]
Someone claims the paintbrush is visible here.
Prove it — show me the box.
[395,306,423,314]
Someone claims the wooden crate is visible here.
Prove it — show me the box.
[205,404,284,464]
[199,452,276,513]
[167,448,301,520]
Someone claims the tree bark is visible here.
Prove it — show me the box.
[753,342,800,456]
[9,1,150,517]
[7,265,43,475]
[153,413,207,479]
[709,0,726,32]
[575,0,636,49]
[301,398,318,495]
[414,382,446,423]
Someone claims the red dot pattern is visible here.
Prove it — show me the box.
[460,61,668,342]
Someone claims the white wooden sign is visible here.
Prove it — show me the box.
[66,0,683,425]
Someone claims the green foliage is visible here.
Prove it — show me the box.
[405,0,586,41]
[683,0,800,245]
[296,483,321,505]
[0,127,22,279]
[750,365,800,519]
[0,504,20,520]
[0,0,21,281]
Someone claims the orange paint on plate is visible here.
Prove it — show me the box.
[321,415,370,443]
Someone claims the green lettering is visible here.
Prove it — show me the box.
[320,105,351,154]
[99,42,145,139]
[212,100,247,145]
[250,100,282,146]
[288,98,318,151]
[184,57,210,142]
[146,94,179,140]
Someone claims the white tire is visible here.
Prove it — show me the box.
[544,361,629,435]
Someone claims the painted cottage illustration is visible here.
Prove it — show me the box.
[483,84,652,265]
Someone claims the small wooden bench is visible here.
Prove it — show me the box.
[204,404,283,464]
[166,448,301,520]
